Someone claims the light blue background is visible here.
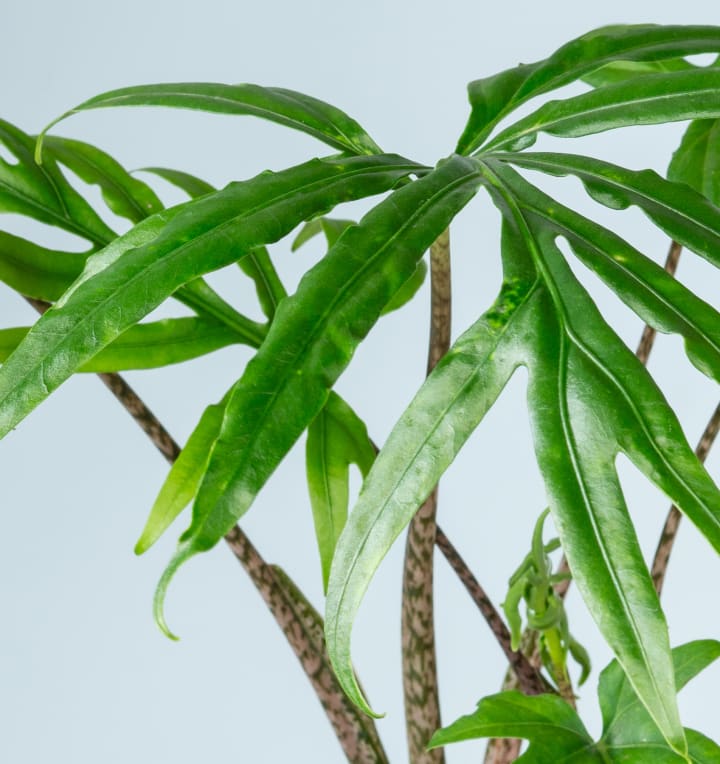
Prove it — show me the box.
[1,1,719,761]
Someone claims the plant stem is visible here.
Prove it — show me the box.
[651,401,720,595]
[435,527,551,696]
[26,296,388,764]
[401,229,450,763]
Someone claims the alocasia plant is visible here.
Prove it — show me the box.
[2,22,720,763]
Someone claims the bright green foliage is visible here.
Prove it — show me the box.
[429,640,720,763]
[502,510,590,690]
[1,23,720,760]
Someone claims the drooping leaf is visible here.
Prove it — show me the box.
[135,167,215,199]
[0,153,421,439]
[325,276,537,714]
[154,155,484,640]
[0,318,240,372]
[40,135,164,223]
[482,69,720,152]
[0,230,89,300]
[429,641,720,761]
[306,391,376,592]
[38,83,382,158]
[491,163,720,385]
[135,394,228,554]
[0,118,115,245]
[668,119,720,205]
[457,24,720,153]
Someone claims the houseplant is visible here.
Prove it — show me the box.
[2,22,720,762]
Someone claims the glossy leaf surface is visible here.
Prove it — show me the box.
[306,391,376,591]
[40,83,382,157]
[668,119,720,205]
[430,641,720,762]
[457,25,720,153]
[0,118,115,245]
[41,135,163,223]
[0,318,239,372]
[483,70,720,152]
[154,155,484,638]
[0,153,420,438]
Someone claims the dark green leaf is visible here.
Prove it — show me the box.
[428,691,596,761]
[457,25,720,153]
[668,119,720,205]
[39,83,382,158]
[306,391,376,592]
[154,155,483,641]
[236,247,287,320]
[497,152,720,271]
[583,57,696,88]
[430,643,720,761]
[483,70,720,152]
[41,135,164,223]
[0,118,115,246]
[291,216,356,251]
[0,153,420,439]
[380,258,427,315]
[0,230,88,300]
[135,167,216,199]
[492,163,720,385]
[0,318,239,372]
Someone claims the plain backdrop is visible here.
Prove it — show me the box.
[2,1,720,762]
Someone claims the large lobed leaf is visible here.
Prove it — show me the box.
[153,155,485,638]
[0,153,420,438]
[429,640,720,762]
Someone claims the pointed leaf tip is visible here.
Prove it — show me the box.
[152,544,198,641]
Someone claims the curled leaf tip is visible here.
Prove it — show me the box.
[152,543,197,641]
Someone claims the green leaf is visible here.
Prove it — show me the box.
[600,640,720,749]
[41,135,164,223]
[0,118,115,246]
[135,394,228,554]
[457,24,720,153]
[154,155,483,641]
[668,119,720,205]
[428,691,596,761]
[430,641,720,761]
[583,57,697,88]
[39,83,382,158]
[306,391,375,592]
[483,69,720,152]
[380,258,427,315]
[482,169,720,753]
[491,163,720,385]
[496,152,720,272]
[291,216,356,251]
[135,167,215,199]
[0,230,89,301]
[236,247,287,320]
[0,153,420,439]
[0,317,239,372]
[325,276,537,714]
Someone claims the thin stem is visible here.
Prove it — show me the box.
[25,296,387,764]
[402,229,450,763]
[651,401,720,595]
[435,527,552,696]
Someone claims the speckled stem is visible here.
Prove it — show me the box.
[652,401,720,596]
[26,296,388,764]
[401,229,450,763]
